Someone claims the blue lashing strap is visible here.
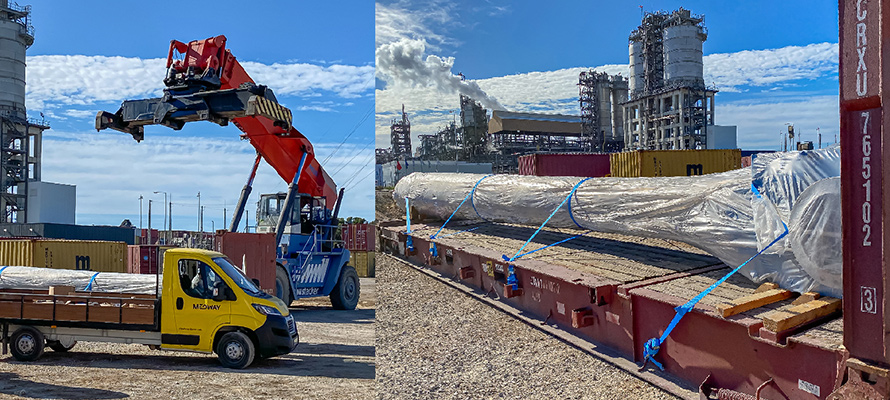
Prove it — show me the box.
[641,183,789,371]
[501,178,592,288]
[429,174,493,258]
[0,266,7,276]
[84,272,101,291]
[431,174,492,240]
[405,197,413,251]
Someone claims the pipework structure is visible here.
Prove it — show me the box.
[459,95,489,160]
[624,8,716,151]
[578,71,628,152]
[0,1,47,223]
[390,104,412,158]
[416,121,460,161]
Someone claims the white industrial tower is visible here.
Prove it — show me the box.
[0,0,47,223]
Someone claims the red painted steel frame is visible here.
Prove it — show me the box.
[382,223,846,399]
[839,0,889,366]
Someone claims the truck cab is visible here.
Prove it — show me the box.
[159,248,298,365]
[0,248,298,369]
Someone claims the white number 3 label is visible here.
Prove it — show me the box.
[861,286,877,314]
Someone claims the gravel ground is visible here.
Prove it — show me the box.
[0,278,376,400]
[376,255,680,400]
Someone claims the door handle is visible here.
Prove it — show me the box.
[176,297,184,310]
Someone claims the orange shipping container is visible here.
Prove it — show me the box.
[610,149,742,177]
[0,239,127,272]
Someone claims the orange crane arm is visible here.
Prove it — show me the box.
[98,35,338,207]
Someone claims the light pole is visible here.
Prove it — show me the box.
[154,191,167,244]
[138,195,143,230]
[784,123,795,151]
[197,191,201,232]
[148,199,153,245]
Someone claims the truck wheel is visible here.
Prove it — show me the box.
[216,331,255,369]
[48,340,76,352]
[10,327,45,361]
[275,265,293,306]
[330,265,360,310]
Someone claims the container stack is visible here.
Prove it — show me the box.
[343,224,376,277]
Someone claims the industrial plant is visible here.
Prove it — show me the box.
[376,7,738,185]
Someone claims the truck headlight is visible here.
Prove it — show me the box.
[252,303,282,316]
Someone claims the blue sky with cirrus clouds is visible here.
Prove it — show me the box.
[24,0,375,228]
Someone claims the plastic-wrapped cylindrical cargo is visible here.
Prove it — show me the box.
[394,146,842,297]
[0,266,162,294]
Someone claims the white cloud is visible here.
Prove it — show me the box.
[375,2,456,48]
[26,55,374,112]
[704,43,838,91]
[376,38,506,110]
[41,130,375,227]
[62,109,96,119]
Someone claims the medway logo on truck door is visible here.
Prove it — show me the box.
[193,304,221,311]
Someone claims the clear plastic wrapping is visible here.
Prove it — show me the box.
[394,146,842,296]
[0,266,162,294]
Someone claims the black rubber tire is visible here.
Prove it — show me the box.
[330,265,360,310]
[216,331,255,369]
[10,327,45,361]
[48,340,76,352]
[275,264,293,306]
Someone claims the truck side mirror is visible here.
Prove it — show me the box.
[225,287,237,301]
[251,278,261,287]
[212,287,226,302]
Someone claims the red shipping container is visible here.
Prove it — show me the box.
[214,232,277,295]
[741,155,753,168]
[139,229,160,245]
[343,224,376,251]
[128,245,160,274]
[518,153,611,177]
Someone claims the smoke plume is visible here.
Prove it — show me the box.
[376,38,506,111]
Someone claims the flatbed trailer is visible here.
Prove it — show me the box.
[380,221,844,399]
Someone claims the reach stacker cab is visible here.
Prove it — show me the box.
[256,191,360,310]
[0,248,298,369]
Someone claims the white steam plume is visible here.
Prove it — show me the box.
[375,38,506,111]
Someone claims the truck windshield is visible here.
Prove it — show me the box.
[212,257,265,297]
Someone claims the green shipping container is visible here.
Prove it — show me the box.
[610,149,742,177]
[0,239,127,273]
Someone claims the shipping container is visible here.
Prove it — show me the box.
[126,245,177,274]
[518,153,611,177]
[214,232,277,295]
[343,224,376,252]
[741,155,752,168]
[0,239,126,272]
[0,223,136,244]
[610,149,741,177]
[350,251,375,277]
[138,229,160,245]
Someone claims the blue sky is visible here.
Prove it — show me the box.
[24,0,375,229]
[376,0,840,152]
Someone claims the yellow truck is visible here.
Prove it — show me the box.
[0,248,297,369]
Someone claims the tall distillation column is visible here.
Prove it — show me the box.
[0,1,47,223]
